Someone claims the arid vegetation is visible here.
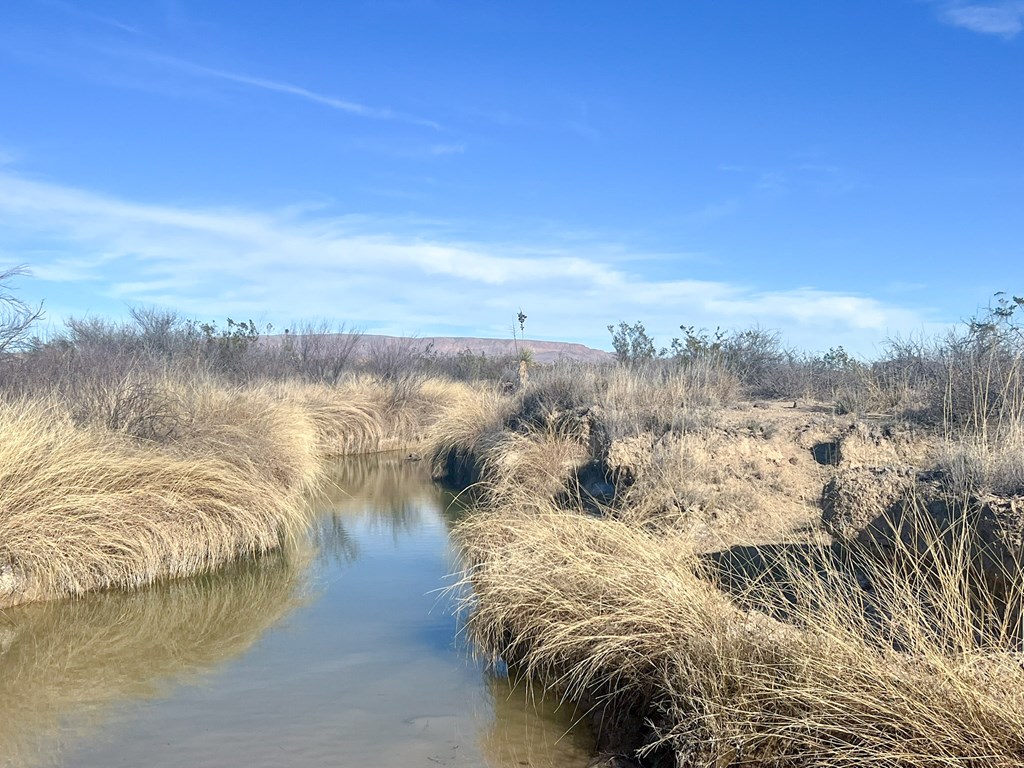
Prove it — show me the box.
[0,290,480,608]
[4,268,1024,766]
[433,299,1024,766]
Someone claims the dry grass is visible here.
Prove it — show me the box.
[598,362,735,439]
[456,508,1024,767]
[0,397,312,605]
[426,364,736,510]
[480,427,591,507]
[931,425,1024,497]
[0,374,466,607]
[427,383,517,488]
[252,379,386,458]
[437,364,1024,766]
[613,428,823,547]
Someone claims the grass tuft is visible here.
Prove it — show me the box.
[456,506,1024,767]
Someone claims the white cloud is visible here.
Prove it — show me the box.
[123,52,442,129]
[0,172,937,354]
[939,1,1024,37]
[687,200,741,223]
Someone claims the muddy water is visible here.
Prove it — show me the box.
[0,455,592,768]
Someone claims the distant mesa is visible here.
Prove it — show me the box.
[264,333,615,364]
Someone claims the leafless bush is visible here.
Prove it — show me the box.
[431,348,519,383]
[0,266,43,354]
[280,321,362,384]
[360,336,430,381]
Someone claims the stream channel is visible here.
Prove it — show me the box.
[0,454,592,768]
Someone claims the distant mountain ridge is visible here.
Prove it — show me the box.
[265,333,614,364]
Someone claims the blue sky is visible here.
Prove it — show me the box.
[1,0,1022,355]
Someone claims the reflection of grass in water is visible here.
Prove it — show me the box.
[315,453,448,538]
[478,672,592,768]
[0,549,312,768]
[309,512,361,567]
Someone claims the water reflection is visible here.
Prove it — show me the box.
[316,454,440,538]
[0,552,310,768]
[480,675,593,768]
[0,452,591,768]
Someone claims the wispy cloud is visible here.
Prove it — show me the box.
[565,100,601,143]
[938,1,1024,38]
[35,0,141,35]
[114,51,443,129]
[714,157,856,200]
[0,172,937,353]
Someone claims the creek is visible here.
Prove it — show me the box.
[0,454,591,768]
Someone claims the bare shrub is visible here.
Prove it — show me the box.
[0,266,43,355]
[875,298,1024,430]
[279,321,362,384]
[433,348,519,383]
[360,335,436,411]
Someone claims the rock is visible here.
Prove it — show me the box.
[822,468,1024,597]
[605,434,656,486]
[0,560,36,609]
[0,627,16,655]
[821,465,916,543]
[0,562,21,601]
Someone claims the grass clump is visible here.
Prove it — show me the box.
[456,507,1024,767]
[0,369,468,607]
[0,397,312,605]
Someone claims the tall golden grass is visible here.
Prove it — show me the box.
[0,374,470,607]
[456,508,1024,767]
[437,355,1024,766]
[0,397,307,605]
[427,382,517,488]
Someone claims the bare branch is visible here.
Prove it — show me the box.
[0,265,44,354]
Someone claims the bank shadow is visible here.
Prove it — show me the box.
[700,536,1024,652]
[700,541,853,614]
